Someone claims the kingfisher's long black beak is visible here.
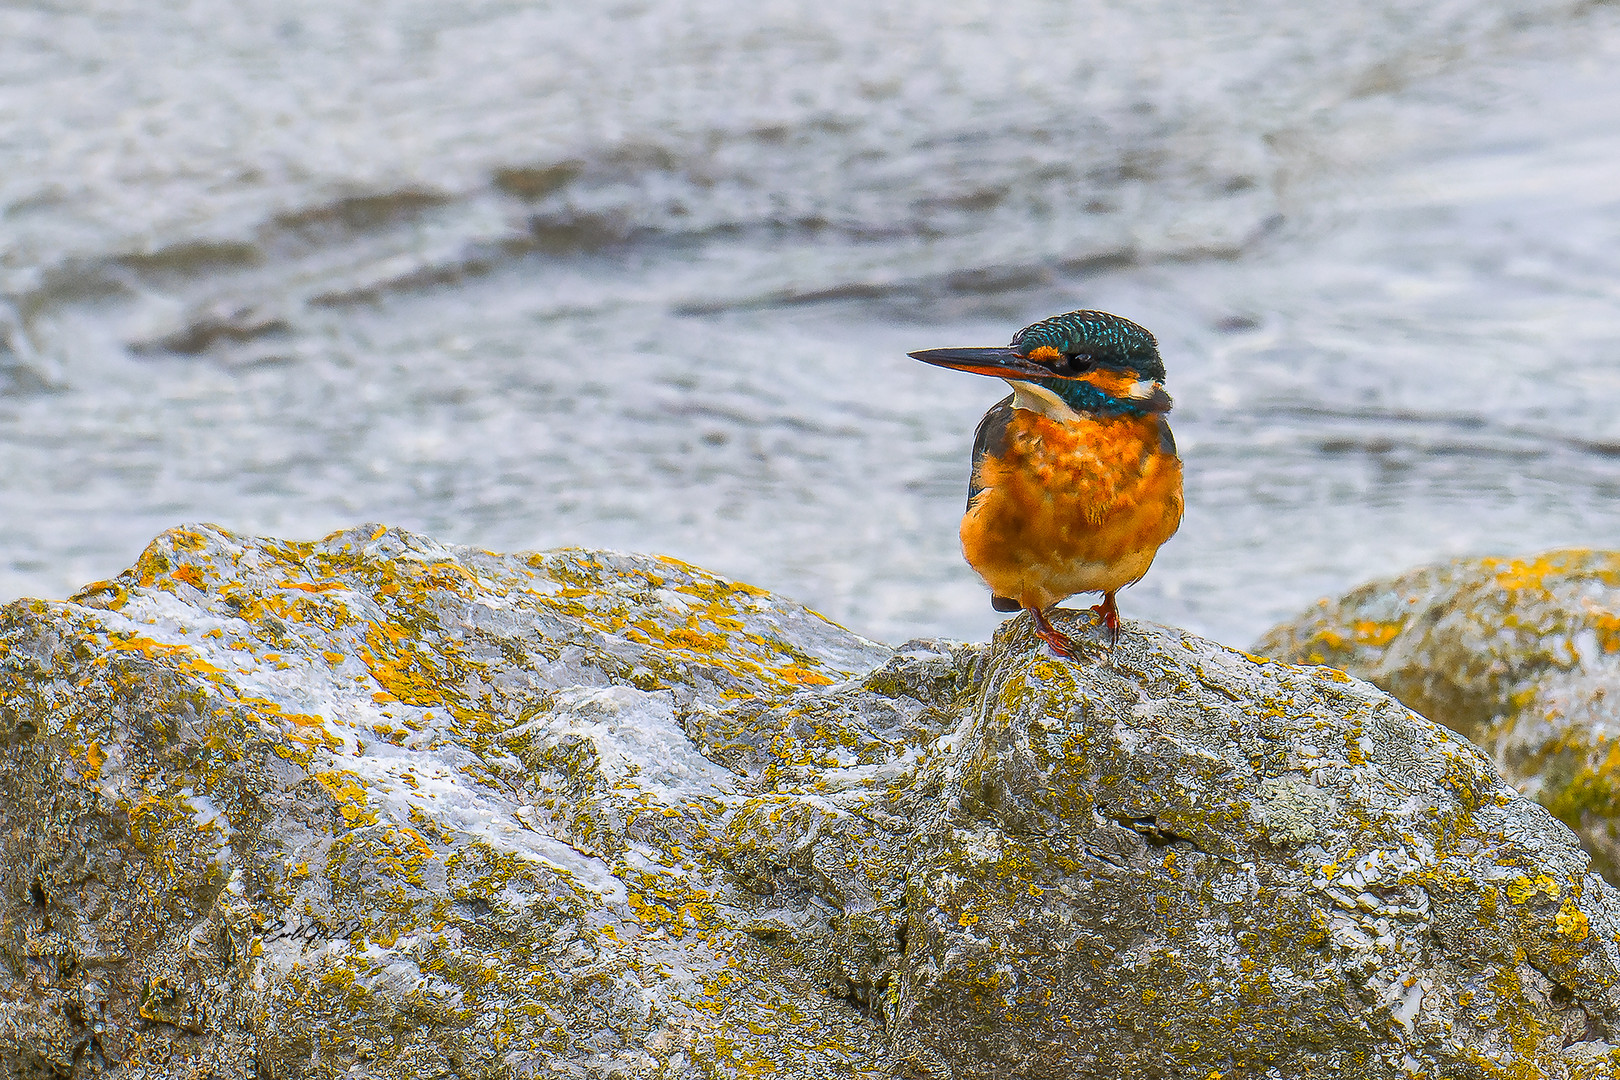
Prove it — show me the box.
[907,347,1053,380]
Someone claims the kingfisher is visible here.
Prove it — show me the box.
[910,310,1183,657]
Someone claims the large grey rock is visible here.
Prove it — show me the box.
[3,525,1619,1078]
[1254,549,1620,884]
[896,624,1620,1079]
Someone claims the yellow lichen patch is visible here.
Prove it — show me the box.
[267,538,316,563]
[363,826,439,895]
[125,792,190,856]
[695,602,747,632]
[1313,628,1348,652]
[661,555,767,597]
[234,700,341,758]
[371,558,483,602]
[313,770,380,827]
[1585,603,1620,654]
[773,665,835,687]
[1556,897,1591,941]
[1350,620,1401,646]
[1522,727,1620,830]
[171,563,206,589]
[67,578,129,609]
[279,578,350,594]
[684,625,748,653]
[1504,874,1560,905]
[1344,726,1367,767]
[358,620,473,708]
[170,528,212,553]
[104,633,194,661]
[1485,554,1558,596]
[178,654,229,680]
[132,541,177,588]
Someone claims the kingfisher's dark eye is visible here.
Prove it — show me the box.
[1060,353,1094,374]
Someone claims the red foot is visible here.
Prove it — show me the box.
[1027,606,1077,658]
[1089,592,1121,648]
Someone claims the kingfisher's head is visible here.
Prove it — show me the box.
[908,309,1169,417]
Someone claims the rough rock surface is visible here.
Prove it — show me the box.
[3,526,1620,1079]
[1254,550,1620,884]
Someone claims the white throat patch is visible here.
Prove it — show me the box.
[1007,380,1083,423]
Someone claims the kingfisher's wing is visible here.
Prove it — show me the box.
[969,395,1024,614]
[967,394,1015,511]
[1155,415,1177,457]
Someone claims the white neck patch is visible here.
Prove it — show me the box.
[1007,380,1083,423]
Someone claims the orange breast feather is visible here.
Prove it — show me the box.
[959,408,1183,610]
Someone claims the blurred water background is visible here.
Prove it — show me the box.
[4,0,1620,648]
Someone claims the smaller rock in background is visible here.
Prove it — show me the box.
[1255,549,1620,882]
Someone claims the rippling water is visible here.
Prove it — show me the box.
[4,0,1620,647]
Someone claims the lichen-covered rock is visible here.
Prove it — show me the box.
[0,524,907,1079]
[892,617,1620,1079]
[1254,550,1620,884]
[3,526,1620,1079]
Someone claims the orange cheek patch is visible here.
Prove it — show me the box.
[1080,370,1141,398]
[1024,345,1063,362]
